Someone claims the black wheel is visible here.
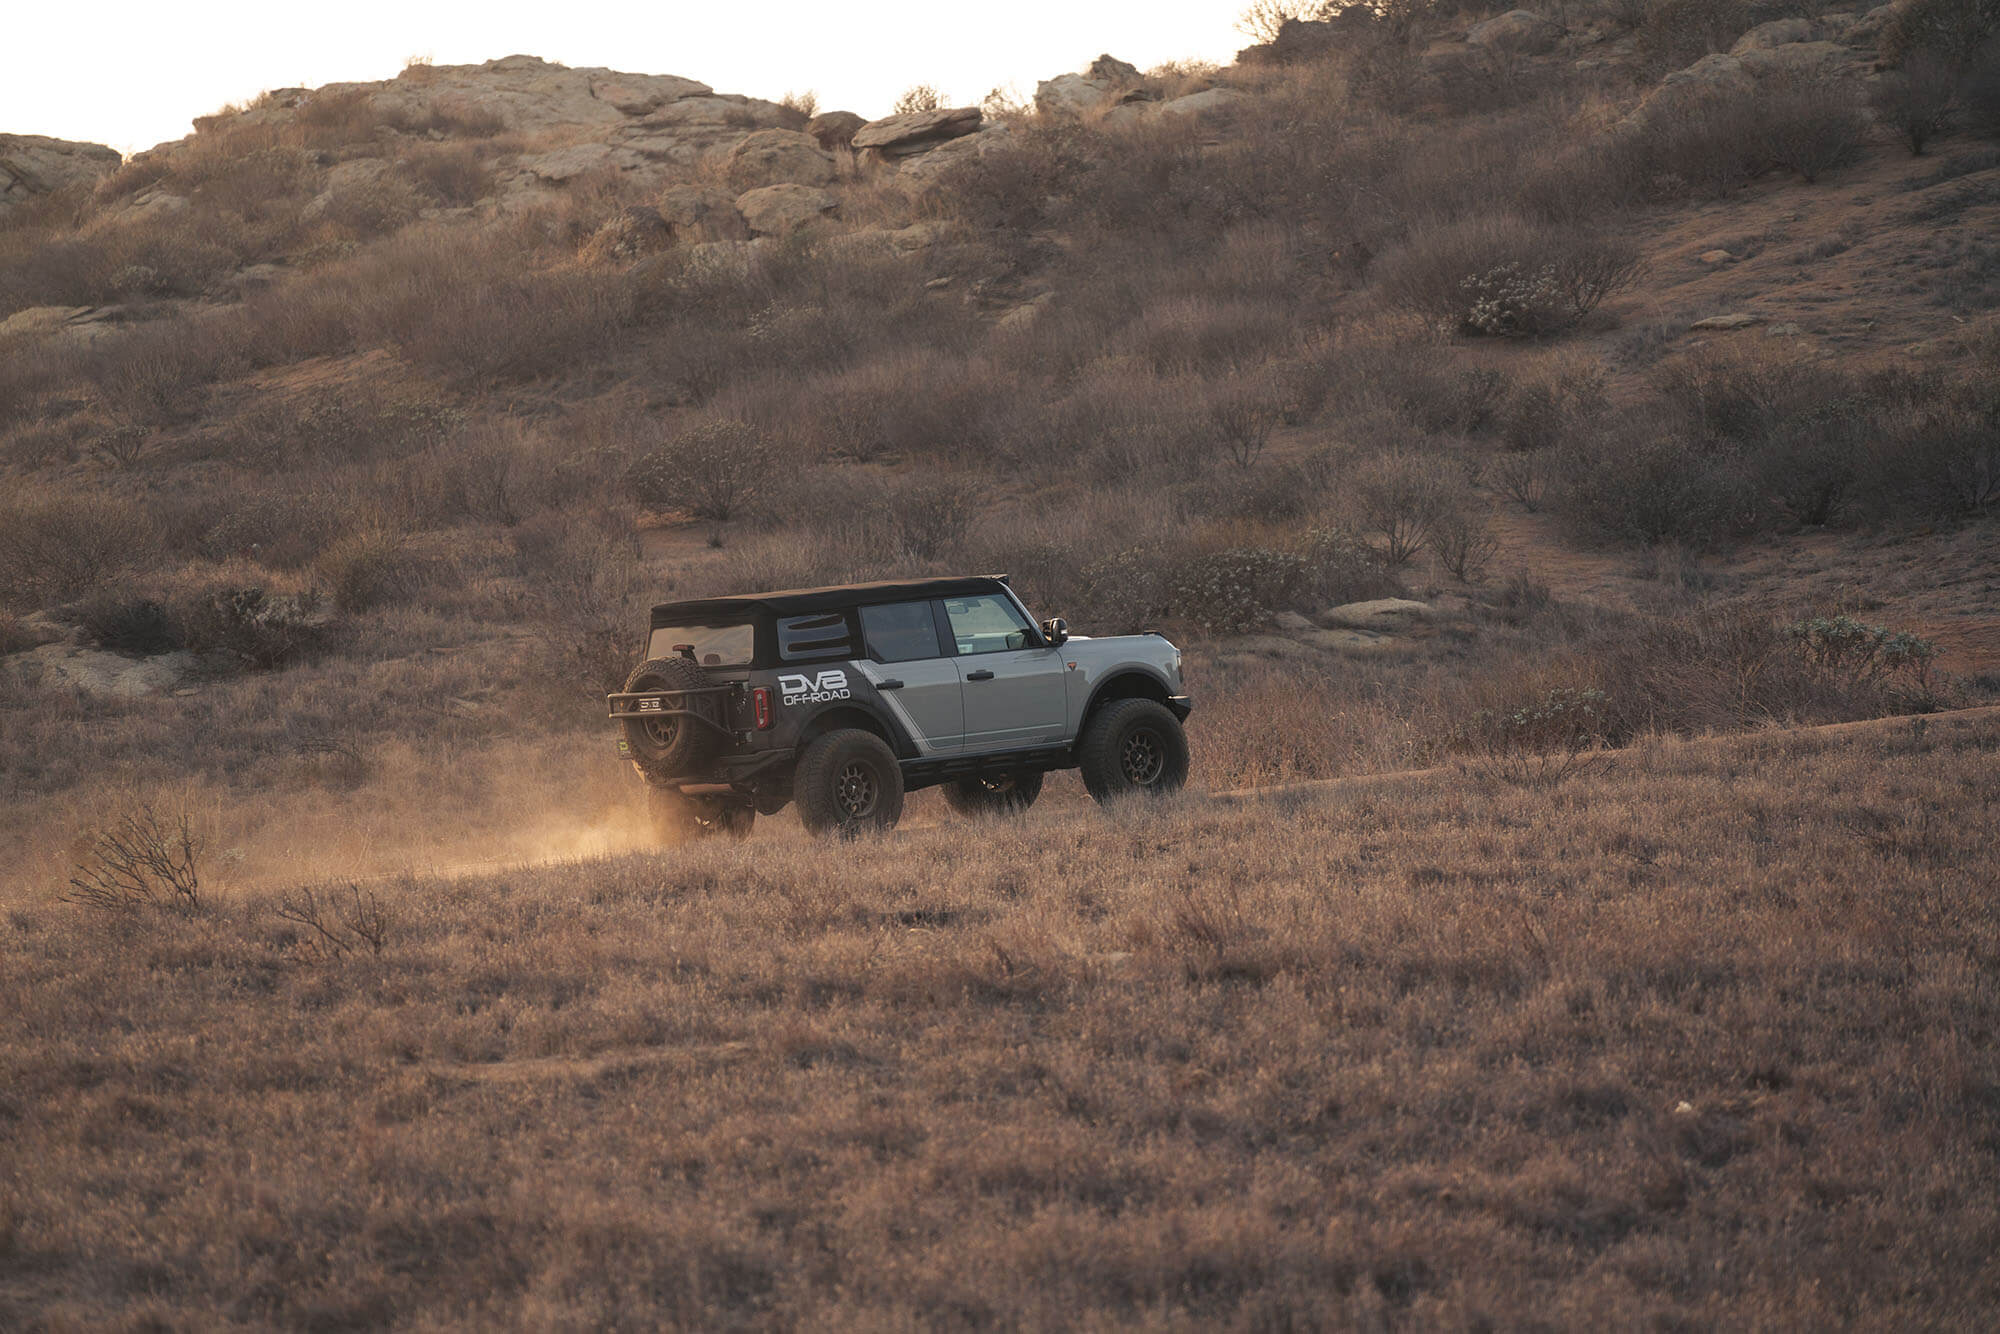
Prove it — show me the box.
[1077,699,1190,804]
[648,786,755,843]
[941,770,1044,816]
[794,729,904,837]
[621,656,718,781]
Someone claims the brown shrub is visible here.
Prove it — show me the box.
[315,529,438,612]
[1879,0,2000,68]
[1549,425,1748,546]
[1614,89,1770,197]
[628,419,773,520]
[0,491,160,609]
[1873,51,1964,153]
[1636,0,1750,70]
[1347,451,1473,566]
[1757,76,1869,183]
[58,316,240,431]
[400,142,495,207]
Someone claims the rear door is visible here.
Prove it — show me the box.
[857,601,962,753]
[942,592,1068,750]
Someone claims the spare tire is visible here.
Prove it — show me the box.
[621,656,720,781]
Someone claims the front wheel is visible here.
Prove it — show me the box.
[794,729,904,837]
[1077,699,1190,805]
[941,770,1044,816]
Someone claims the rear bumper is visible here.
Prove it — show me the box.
[1167,694,1193,721]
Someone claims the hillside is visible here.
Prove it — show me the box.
[2,6,1998,879]
[4,707,1997,1325]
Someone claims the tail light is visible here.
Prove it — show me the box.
[751,686,774,730]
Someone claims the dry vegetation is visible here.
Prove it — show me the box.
[4,711,1998,1327]
[4,3,2000,1319]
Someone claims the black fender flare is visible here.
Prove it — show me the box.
[1080,668,1176,727]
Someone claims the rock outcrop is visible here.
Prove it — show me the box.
[0,304,120,344]
[142,56,795,207]
[0,134,122,215]
[1466,10,1564,56]
[735,183,836,236]
[1034,54,1148,117]
[806,110,867,152]
[852,107,983,160]
[724,129,836,190]
[658,184,747,240]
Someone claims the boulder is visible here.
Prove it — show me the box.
[9,644,199,698]
[0,134,122,215]
[518,142,648,182]
[734,183,836,236]
[724,128,836,190]
[1658,53,1755,99]
[1236,16,1344,66]
[1035,72,1117,117]
[1318,598,1433,631]
[0,304,118,345]
[807,110,867,151]
[851,106,983,158]
[1690,312,1765,330]
[1466,10,1564,55]
[581,205,674,263]
[1698,248,1737,264]
[589,72,712,116]
[1156,87,1246,118]
[658,184,746,239]
[1732,17,1817,50]
[1736,41,1852,79]
[893,121,1012,188]
[1841,4,1897,45]
[1086,53,1142,83]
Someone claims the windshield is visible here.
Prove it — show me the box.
[648,621,756,668]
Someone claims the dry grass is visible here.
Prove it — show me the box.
[3,711,1997,1327]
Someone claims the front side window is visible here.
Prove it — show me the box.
[648,621,756,668]
[861,602,941,663]
[943,594,1036,655]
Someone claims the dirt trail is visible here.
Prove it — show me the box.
[1215,702,2000,803]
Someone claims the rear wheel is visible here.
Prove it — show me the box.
[621,656,719,782]
[795,729,904,837]
[1078,699,1190,804]
[941,770,1044,816]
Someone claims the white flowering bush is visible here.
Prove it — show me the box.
[1379,216,1641,339]
[1786,617,1937,689]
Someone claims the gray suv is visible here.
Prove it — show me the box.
[608,575,1191,838]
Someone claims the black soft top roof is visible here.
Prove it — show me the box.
[651,575,1011,623]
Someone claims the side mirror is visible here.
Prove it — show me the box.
[1041,617,1069,648]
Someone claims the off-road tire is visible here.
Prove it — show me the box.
[621,656,719,781]
[1078,699,1190,804]
[648,786,755,843]
[795,729,904,837]
[941,770,1045,816]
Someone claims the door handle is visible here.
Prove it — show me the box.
[877,678,904,691]
[966,669,995,682]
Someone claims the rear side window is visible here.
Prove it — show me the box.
[778,612,853,661]
[861,602,942,663]
[649,622,756,667]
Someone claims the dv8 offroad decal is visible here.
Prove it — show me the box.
[779,669,852,706]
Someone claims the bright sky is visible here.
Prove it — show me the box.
[7,1,1253,155]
